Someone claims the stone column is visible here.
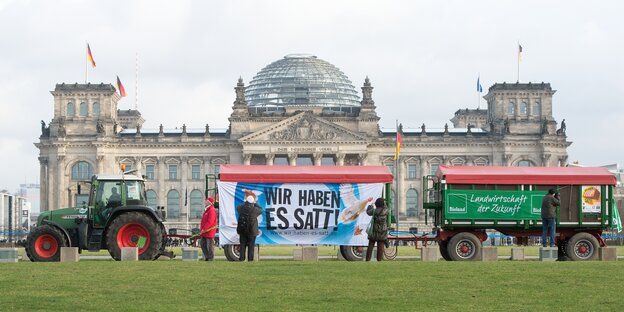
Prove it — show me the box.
[134,157,143,175]
[39,157,48,212]
[243,154,252,165]
[313,153,323,166]
[56,155,65,210]
[46,157,55,211]
[336,153,345,166]
[542,154,551,166]
[288,153,297,166]
[265,153,275,166]
[358,153,368,166]
[96,155,105,174]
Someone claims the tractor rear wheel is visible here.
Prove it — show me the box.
[447,232,482,261]
[565,232,599,261]
[26,225,68,262]
[223,244,240,261]
[106,212,163,261]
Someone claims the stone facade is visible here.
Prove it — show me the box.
[35,74,570,231]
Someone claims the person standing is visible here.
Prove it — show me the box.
[200,197,217,261]
[365,198,389,261]
[541,189,561,247]
[236,191,263,262]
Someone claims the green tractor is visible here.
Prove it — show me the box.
[26,171,172,261]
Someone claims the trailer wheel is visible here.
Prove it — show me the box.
[448,232,482,261]
[439,240,452,261]
[340,245,365,261]
[557,239,569,260]
[26,225,68,262]
[565,232,599,261]
[106,212,163,261]
[223,244,240,261]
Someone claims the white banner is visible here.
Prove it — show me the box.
[217,181,383,246]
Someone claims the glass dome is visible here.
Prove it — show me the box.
[245,54,360,109]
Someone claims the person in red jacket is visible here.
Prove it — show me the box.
[200,197,217,261]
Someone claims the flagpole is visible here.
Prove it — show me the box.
[85,42,88,83]
[477,73,481,109]
[135,52,139,110]
[394,120,400,234]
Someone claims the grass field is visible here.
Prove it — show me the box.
[2,251,624,311]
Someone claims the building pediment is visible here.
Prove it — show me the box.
[239,112,368,143]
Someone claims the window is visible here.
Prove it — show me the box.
[79,102,88,116]
[122,164,132,172]
[93,102,100,116]
[273,155,288,166]
[407,164,417,179]
[387,164,395,176]
[166,190,180,219]
[213,164,221,175]
[146,190,157,209]
[191,165,201,180]
[67,102,75,116]
[321,155,335,166]
[168,164,178,180]
[190,190,204,219]
[533,101,541,116]
[507,102,515,115]
[520,102,528,115]
[517,160,533,167]
[429,163,440,176]
[71,161,93,180]
[145,164,155,180]
[296,155,313,166]
[406,189,418,217]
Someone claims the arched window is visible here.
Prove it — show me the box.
[146,190,157,209]
[71,161,93,180]
[190,190,204,219]
[93,102,100,116]
[167,190,180,219]
[406,189,418,217]
[520,102,528,115]
[79,102,88,116]
[507,102,515,115]
[67,102,75,116]
[516,160,534,167]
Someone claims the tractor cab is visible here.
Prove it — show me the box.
[89,174,150,227]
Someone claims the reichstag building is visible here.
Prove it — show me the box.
[36,54,570,229]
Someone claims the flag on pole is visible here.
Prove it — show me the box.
[477,76,483,93]
[518,43,523,62]
[116,76,127,97]
[87,44,96,68]
[394,123,402,160]
[613,201,622,232]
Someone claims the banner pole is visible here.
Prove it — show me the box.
[395,120,400,233]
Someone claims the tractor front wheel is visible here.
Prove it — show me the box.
[26,225,68,262]
[223,244,240,261]
[106,212,163,261]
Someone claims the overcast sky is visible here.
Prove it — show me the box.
[0,0,623,192]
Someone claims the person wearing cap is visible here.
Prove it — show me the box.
[236,190,263,261]
[200,197,217,261]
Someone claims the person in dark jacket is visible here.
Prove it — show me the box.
[541,189,561,247]
[236,190,263,261]
[199,197,217,261]
[365,198,389,261]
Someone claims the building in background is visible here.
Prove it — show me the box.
[19,183,40,214]
[0,191,27,242]
[35,54,570,230]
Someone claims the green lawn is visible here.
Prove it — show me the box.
[1,260,624,311]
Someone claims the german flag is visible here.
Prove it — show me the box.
[87,44,96,68]
[394,123,402,160]
[116,76,127,97]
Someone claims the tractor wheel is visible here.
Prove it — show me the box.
[439,240,452,261]
[223,244,240,261]
[447,232,482,261]
[340,245,365,261]
[26,225,68,262]
[565,232,599,261]
[106,212,163,261]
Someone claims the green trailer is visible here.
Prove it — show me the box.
[421,166,620,261]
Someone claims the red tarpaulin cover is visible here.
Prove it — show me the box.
[436,166,616,185]
[218,164,394,183]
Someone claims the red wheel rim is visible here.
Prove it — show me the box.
[34,234,58,258]
[117,223,150,254]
